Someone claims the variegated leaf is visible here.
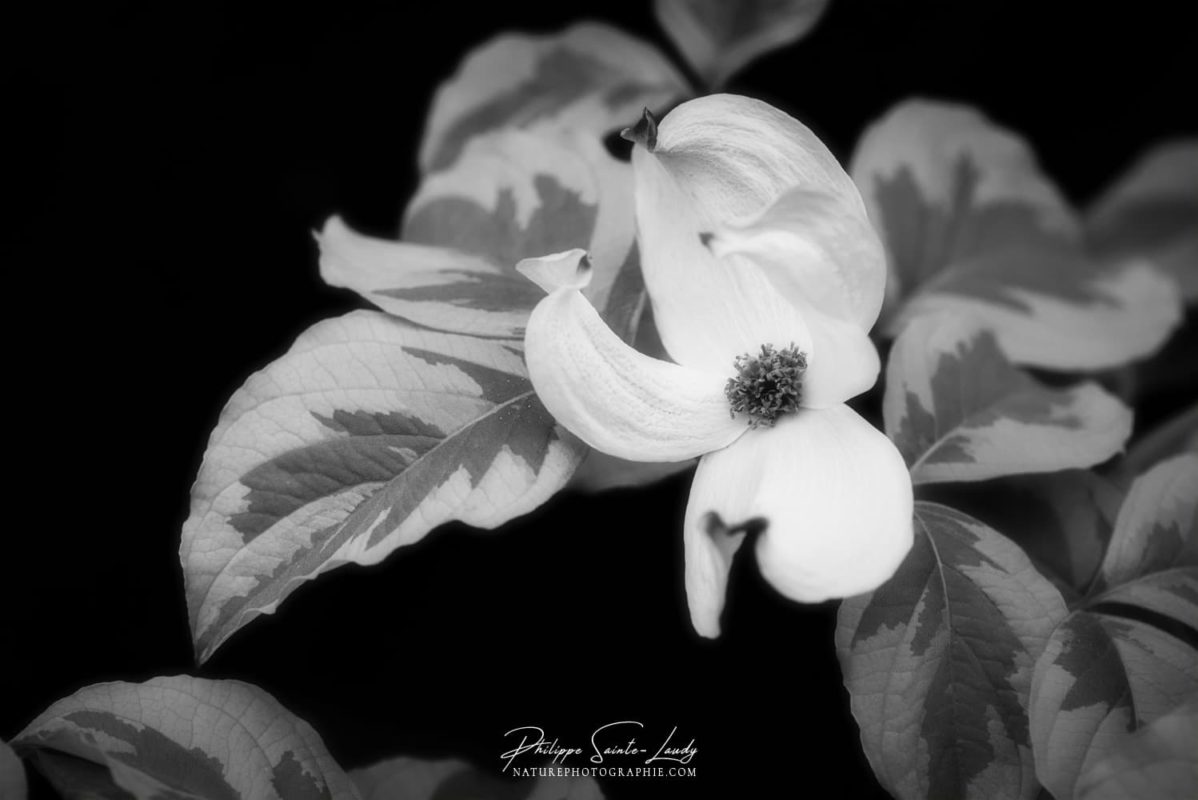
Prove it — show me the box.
[418,22,688,174]
[1075,693,1198,800]
[1098,453,1198,588]
[351,756,603,800]
[320,128,634,340]
[884,314,1132,484]
[1094,568,1198,632]
[12,676,358,800]
[851,99,1181,370]
[1029,612,1198,800]
[653,0,829,88]
[836,502,1067,800]
[1089,140,1198,302]
[181,311,584,661]
[0,741,25,800]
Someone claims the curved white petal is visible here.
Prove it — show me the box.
[516,248,594,293]
[683,450,756,638]
[709,187,887,330]
[687,405,913,607]
[707,189,885,407]
[523,274,745,463]
[631,94,876,372]
[798,309,881,408]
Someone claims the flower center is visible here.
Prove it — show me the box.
[724,343,807,428]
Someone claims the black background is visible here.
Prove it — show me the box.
[8,1,1196,797]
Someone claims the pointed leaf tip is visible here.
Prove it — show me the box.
[621,108,658,152]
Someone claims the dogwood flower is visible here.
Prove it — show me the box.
[518,95,914,636]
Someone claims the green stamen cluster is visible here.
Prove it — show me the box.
[724,344,807,429]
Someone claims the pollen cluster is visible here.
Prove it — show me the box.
[724,343,807,428]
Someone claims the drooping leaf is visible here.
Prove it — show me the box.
[320,128,634,340]
[418,22,688,174]
[1088,140,1198,302]
[1119,404,1198,482]
[181,311,584,661]
[1029,612,1198,800]
[851,99,1181,370]
[653,0,829,89]
[12,676,358,800]
[0,741,26,800]
[1075,693,1198,800]
[883,314,1132,484]
[1098,454,1198,588]
[836,502,1068,800]
[350,755,604,800]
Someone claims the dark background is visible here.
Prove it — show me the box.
[7,1,1196,797]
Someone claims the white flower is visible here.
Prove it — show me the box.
[518,95,914,636]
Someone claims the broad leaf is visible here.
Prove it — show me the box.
[836,502,1067,800]
[418,22,688,174]
[884,314,1132,484]
[1088,140,1198,302]
[1098,453,1198,588]
[653,0,829,88]
[12,676,358,800]
[0,741,25,800]
[1029,612,1198,800]
[181,311,584,661]
[351,755,603,800]
[320,128,633,340]
[851,99,1181,370]
[1075,693,1198,800]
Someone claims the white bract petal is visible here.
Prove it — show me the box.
[516,249,594,293]
[731,405,913,602]
[631,94,879,373]
[709,187,886,330]
[632,150,816,371]
[522,266,744,462]
[794,308,880,408]
[683,450,758,638]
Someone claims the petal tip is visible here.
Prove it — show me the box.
[516,249,594,294]
[620,107,659,152]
